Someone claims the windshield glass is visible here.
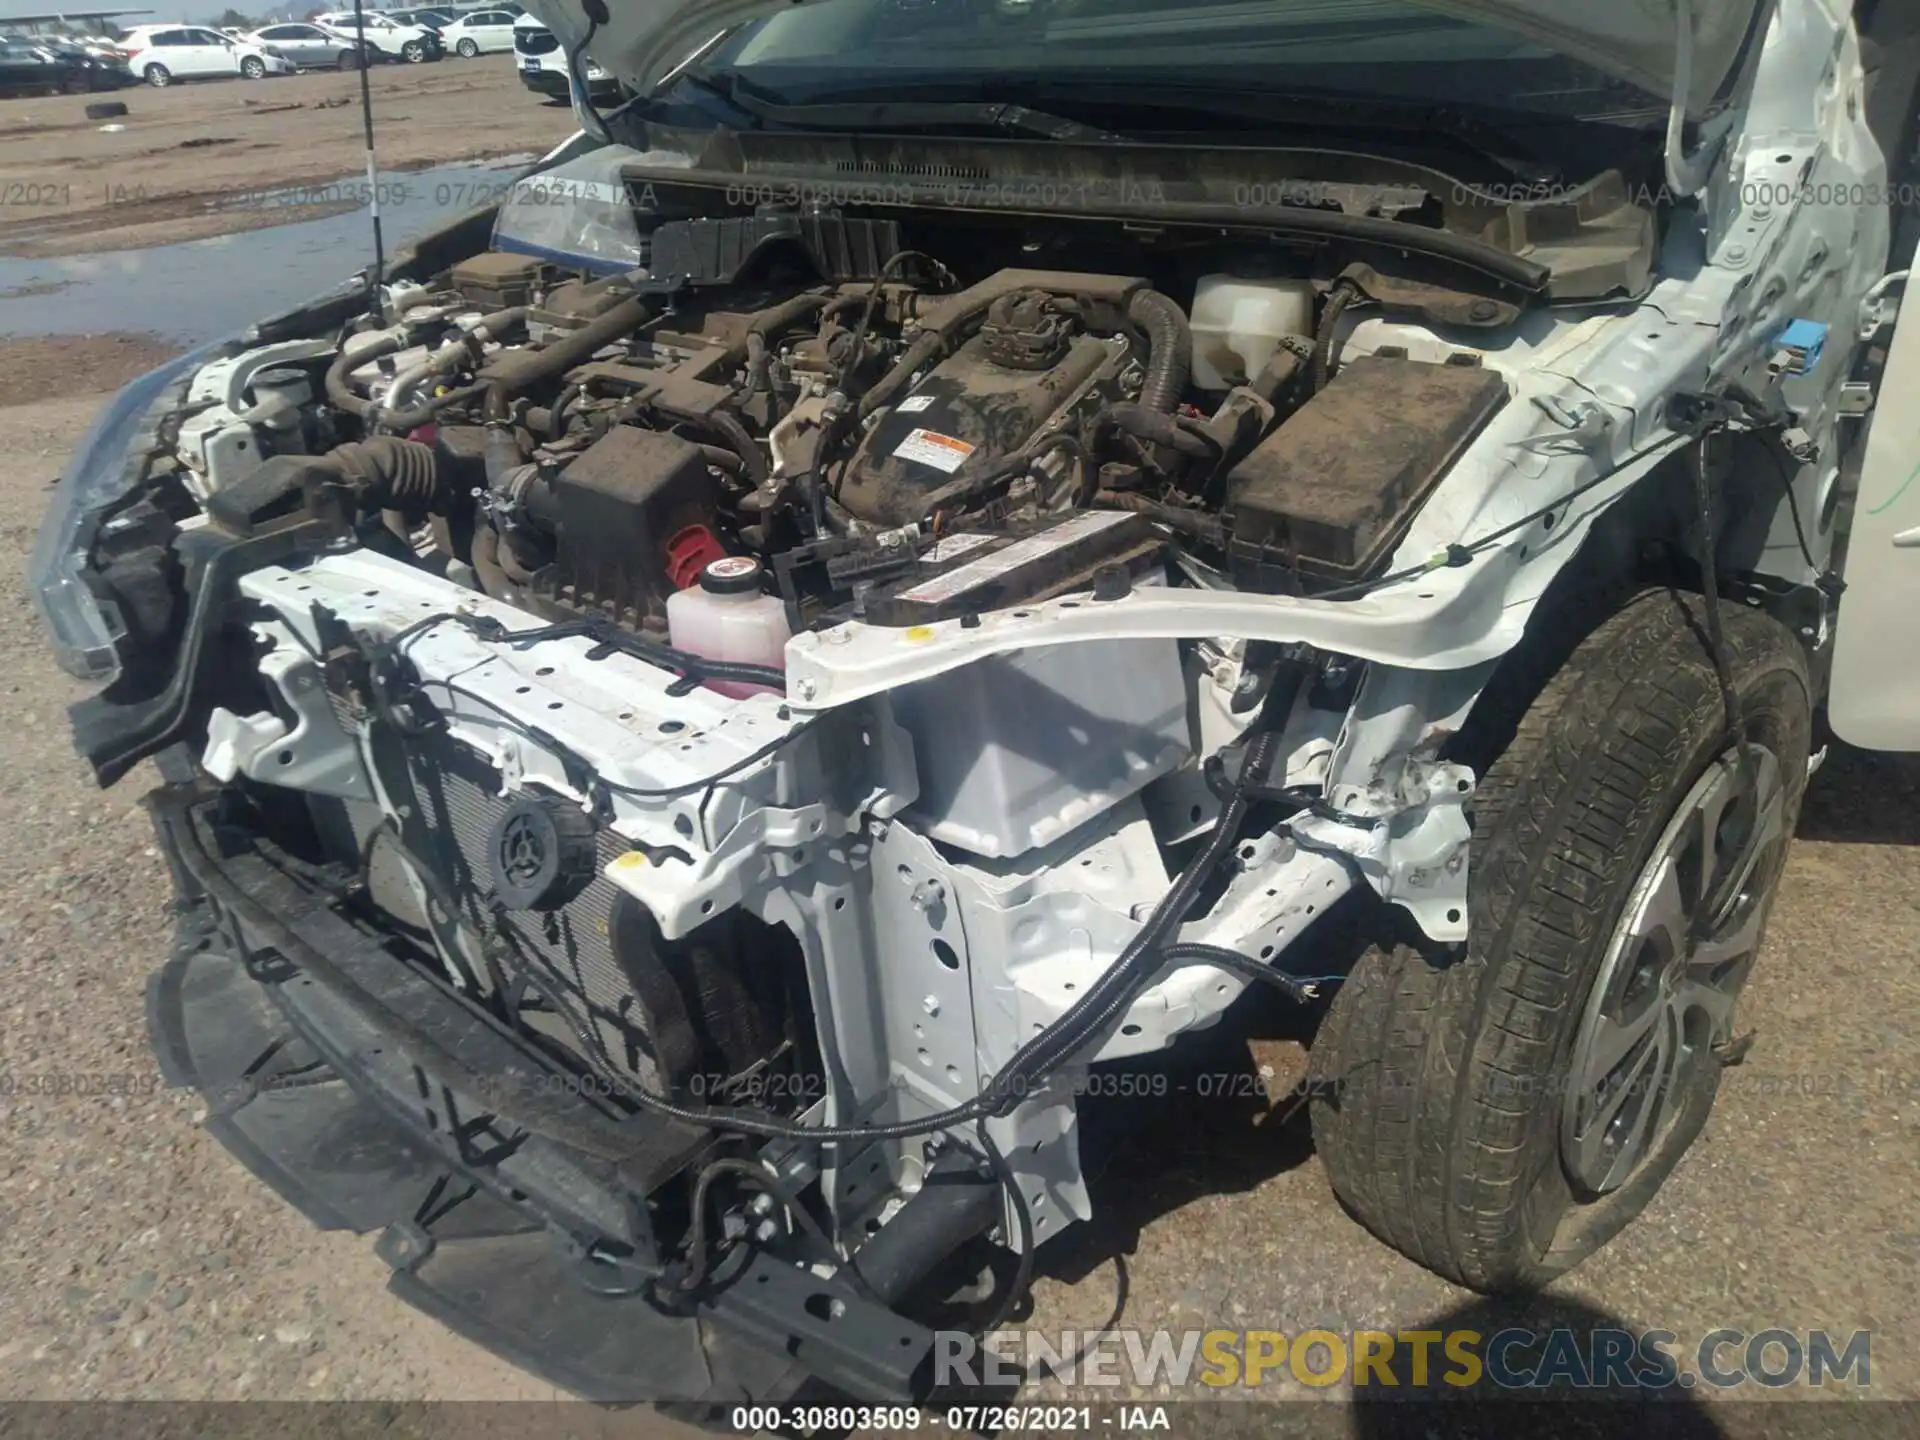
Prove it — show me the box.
[696,0,1661,126]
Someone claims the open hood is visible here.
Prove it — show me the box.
[524,0,1770,115]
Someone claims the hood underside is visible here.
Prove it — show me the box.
[524,0,1767,116]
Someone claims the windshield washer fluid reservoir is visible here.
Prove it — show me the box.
[1189,275,1315,390]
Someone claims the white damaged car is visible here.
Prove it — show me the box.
[28,0,1920,1406]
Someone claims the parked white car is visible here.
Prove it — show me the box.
[512,11,615,101]
[309,11,443,63]
[244,22,376,72]
[117,24,296,86]
[437,8,517,57]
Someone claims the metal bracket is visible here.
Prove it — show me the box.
[1838,382,1876,417]
[1858,270,1907,342]
[202,631,374,802]
[1294,761,1474,942]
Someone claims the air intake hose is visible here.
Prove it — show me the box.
[1127,287,1191,413]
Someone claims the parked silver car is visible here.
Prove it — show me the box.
[245,22,376,71]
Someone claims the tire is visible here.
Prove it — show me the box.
[402,40,426,63]
[337,50,363,70]
[455,37,478,57]
[144,63,171,88]
[241,56,266,79]
[84,100,128,119]
[1309,589,1812,1293]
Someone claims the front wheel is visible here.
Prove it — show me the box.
[455,37,478,57]
[401,40,427,62]
[143,63,171,87]
[1309,589,1812,1293]
[240,56,266,79]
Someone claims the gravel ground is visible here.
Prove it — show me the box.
[0,388,1914,1429]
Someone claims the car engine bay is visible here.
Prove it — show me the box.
[49,122,1858,1393]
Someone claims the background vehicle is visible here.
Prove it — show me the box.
[0,34,128,94]
[309,11,441,63]
[383,8,459,28]
[438,9,515,56]
[246,23,373,71]
[117,25,294,86]
[512,11,614,100]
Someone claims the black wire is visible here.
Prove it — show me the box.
[435,610,790,694]
[409,674,823,802]
[973,1122,1033,1337]
[1758,435,1821,571]
[1688,435,1762,859]
[1309,453,1643,602]
[837,249,953,392]
[671,1156,874,1298]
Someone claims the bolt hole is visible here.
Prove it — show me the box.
[932,939,960,971]
[515,686,531,694]
[547,702,563,711]
[1261,945,1275,959]
[536,666,554,676]
[1189,804,1203,823]
[700,900,714,915]
[1447,907,1463,923]
[803,1293,846,1322]
[674,815,694,838]
[945,1065,962,1084]
[660,720,685,734]
[276,749,293,766]
[1120,1024,1141,1036]
[832,896,847,911]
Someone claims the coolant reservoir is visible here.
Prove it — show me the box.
[1189,275,1315,390]
[666,557,791,699]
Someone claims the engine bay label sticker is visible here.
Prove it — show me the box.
[924,532,996,563]
[897,394,936,413]
[893,427,974,473]
[895,511,1135,604]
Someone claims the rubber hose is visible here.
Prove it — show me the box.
[325,333,400,418]
[469,523,515,602]
[1127,288,1192,413]
[328,436,444,511]
[482,293,655,420]
[1313,282,1360,392]
[659,404,768,486]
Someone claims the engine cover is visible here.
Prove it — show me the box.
[839,292,1118,526]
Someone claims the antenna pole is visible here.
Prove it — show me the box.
[351,0,386,308]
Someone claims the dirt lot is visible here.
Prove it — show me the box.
[0,58,575,257]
